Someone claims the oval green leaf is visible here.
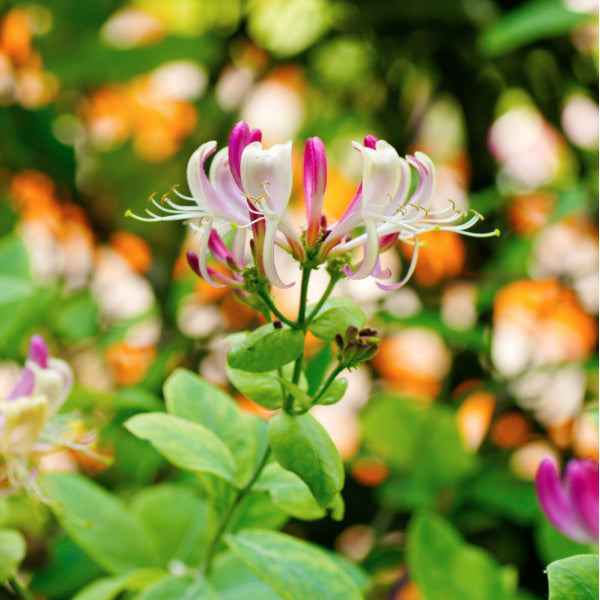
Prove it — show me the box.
[225,530,363,600]
[268,412,344,507]
[316,378,347,405]
[547,554,599,600]
[227,324,304,372]
[125,413,237,483]
[307,297,366,340]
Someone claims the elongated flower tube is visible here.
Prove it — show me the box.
[304,137,327,248]
[535,458,599,544]
[321,138,497,289]
[1,335,75,491]
[240,140,304,287]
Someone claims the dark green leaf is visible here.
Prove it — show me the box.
[480,0,590,56]
[407,512,513,600]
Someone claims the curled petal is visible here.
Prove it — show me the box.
[228,121,262,189]
[406,152,436,210]
[262,219,293,289]
[343,220,380,280]
[567,460,599,542]
[304,137,327,247]
[536,459,592,544]
[209,148,248,223]
[376,235,420,290]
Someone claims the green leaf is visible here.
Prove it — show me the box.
[361,396,475,491]
[228,492,289,533]
[308,297,367,340]
[164,368,260,479]
[131,485,212,567]
[225,530,363,600]
[479,0,590,56]
[43,473,159,575]
[407,512,512,600]
[316,378,347,405]
[547,554,599,600]
[50,293,99,342]
[0,234,29,279]
[0,275,34,306]
[269,412,344,507]
[0,529,26,582]
[32,536,103,598]
[227,368,284,409]
[255,463,332,520]
[227,363,306,410]
[125,413,238,483]
[227,324,304,372]
[210,551,284,600]
[134,575,219,600]
[72,569,166,600]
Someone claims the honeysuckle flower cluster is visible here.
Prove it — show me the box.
[0,336,94,494]
[128,121,498,292]
[535,458,599,545]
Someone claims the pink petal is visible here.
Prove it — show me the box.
[304,137,327,247]
[567,459,599,543]
[536,459,592,544]
[228,121,262,189]
[364,134,378,149]
[6,367,35,400]
[28,335,49,368]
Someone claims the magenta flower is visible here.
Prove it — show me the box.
[535,458,599,545]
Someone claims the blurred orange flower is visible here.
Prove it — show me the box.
[400,230,465,287]
[105,341,157,387]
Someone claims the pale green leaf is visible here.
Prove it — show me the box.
[547,554,599,600]
[225,529,363,600]
[43,473,159,575]
[125,413,238,483]
[269,412,344,507]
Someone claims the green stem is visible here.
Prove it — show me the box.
[305,275,339,324]
[203,446,271,575]
[312,364,344,404]
[257,291,296,328]
[8,577,35,600]
[284,267,312,411]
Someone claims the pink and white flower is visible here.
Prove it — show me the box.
[129,122,497,291]
[1,335,75,491]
